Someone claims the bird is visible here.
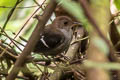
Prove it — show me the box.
[33,16,76,56]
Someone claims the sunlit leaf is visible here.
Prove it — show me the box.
[0,0,17,18]
[84,60,120,70]
[114,0,120,10]
[92,37,109,55]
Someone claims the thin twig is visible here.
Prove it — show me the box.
[79,0,114,54]
[6,0,57,79]
[12,0,46,41]
[1,0,22,31]
[0,6,38,9]
[0,46,18,59]
[1,33,25,47]
[32,61,43,73]
[0,27,22,51]
[33,0,53,21]
[0,72,29,80]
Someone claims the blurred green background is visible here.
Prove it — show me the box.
[0,0,120,79]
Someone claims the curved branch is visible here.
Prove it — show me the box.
[6,0,57,80]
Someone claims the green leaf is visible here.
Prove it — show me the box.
[114,0,120,10]
[92,37,109,55]
[0,0,17,19]
[84,60,120,70]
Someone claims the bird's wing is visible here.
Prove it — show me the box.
[33,28,65,52]
[42,29,65,48]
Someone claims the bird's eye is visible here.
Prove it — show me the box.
[64,21,68,25]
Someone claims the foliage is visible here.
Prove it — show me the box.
[0,0,17,17]
[0,0,120,80]
[114,0,120,10]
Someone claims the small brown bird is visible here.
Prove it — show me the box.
[33,16,75,56]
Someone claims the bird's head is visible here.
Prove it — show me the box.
[52,16,73,31]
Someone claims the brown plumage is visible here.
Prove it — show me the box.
[33,16,74,56]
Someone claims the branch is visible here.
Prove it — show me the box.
[79,0,111,80]
[79,0,111,49]
[6,0,57,80]
[79,0,115,60]
[0,72,28,80]
[65,26,86,61]
[13,0,46,40]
